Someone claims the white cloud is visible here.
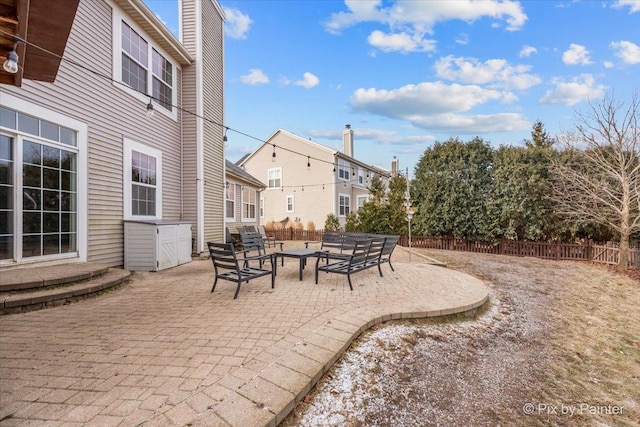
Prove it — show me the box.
[604,61,615,68]
[326,0,527,34]
[367,30,437,53]
[519,45,537,58]
[308,127,433,146]
[349,81,529,134]
[293,72,320,89]
[240,69,269,85]
[540,74,607,106]
[455,33,469,45]
[409,112,530,133]
[223,7,252,39]
[434,55,541,90]
[611,40,640,64]
[612,0,640,13]
[324,0,527,55]
[562,44,593,65]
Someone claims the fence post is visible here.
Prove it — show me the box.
[555,240,560,261]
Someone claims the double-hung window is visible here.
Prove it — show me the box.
[267,167,282,189]
[339,194,350,216]
[225,183,235,220]
[338,159,350,181]
[242,187,256,221]
[357,195,368,211]
[286,195,294,213]
[124,139,162,220]
[358,168,365,185]
[116,18,176,118]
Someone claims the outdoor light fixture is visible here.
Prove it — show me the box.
[146,99,155,119]
[272,144,276,162]
[307,156,311,169]
[3,44,19,74]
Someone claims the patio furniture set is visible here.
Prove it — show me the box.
[208,230,400,299]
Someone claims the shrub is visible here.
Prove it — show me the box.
[324,213,340,231]
[345,212,360,232]
[307,221,316,231]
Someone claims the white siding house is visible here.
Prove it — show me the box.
[0,0,225,267]
[239,125,392,229]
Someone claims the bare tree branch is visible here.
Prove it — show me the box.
[550,92,640,270]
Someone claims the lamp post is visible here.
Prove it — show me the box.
[404,174,413,263]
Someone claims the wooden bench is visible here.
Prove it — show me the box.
[314,236,386,290]
[207,242,276,299]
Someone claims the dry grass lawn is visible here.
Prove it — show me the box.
[282,249,640,426]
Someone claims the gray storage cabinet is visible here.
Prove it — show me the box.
[124,220,192,271]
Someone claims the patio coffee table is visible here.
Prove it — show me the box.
[276,248,326,281]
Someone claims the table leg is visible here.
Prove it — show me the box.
[299,257,304,281]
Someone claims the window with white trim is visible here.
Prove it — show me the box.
[338,159,350,181]
[358,168,365,185]
[124,139,162,220]
[225,183,235,220]
[114,12,177,119]
[242,186,256,220]
[356,195,368,211]
[286,195,294,213]
[267,167,282,189]
[0,96,87,265]
[339,194,350,217]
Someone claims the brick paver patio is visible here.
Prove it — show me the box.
[0,243,488,426]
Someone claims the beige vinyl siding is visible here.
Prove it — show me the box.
[242,131,336,229]
[201,0,225,247]
[180,0,198,246]
[224,180,261,233]
[1,0,185,266]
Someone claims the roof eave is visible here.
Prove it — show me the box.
[112,0,193,65]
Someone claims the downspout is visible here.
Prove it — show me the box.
[195,1,204,253]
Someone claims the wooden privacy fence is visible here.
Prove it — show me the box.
[399,235,639,268]
[266,228,639,267]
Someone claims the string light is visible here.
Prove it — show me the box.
[146,98,154,119]
[3,42,19,74]
[223,127,228,142]
[0,28,394,182]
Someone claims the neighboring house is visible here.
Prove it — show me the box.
[0,0,226,268]
[238,125,394,229]
[224,160,264,233]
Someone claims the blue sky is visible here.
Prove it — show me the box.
[144,0,640,175]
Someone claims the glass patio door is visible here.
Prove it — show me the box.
[0,135,13,260]
[0,135,77,263]
[22,139,77,258]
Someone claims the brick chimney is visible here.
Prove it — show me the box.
[342,124,354,157]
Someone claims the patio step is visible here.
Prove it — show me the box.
[0,263,131,314]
